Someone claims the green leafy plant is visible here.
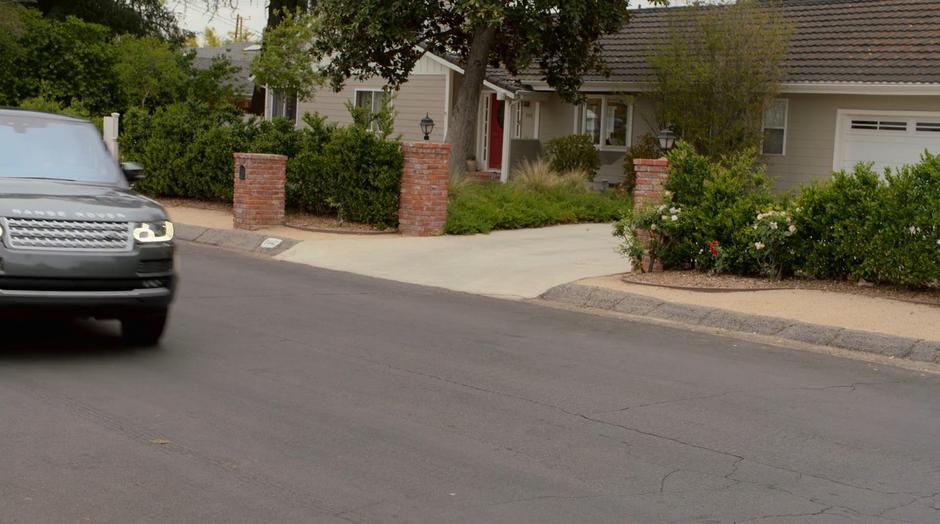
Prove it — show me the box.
[613,141,771,274]
[749,209,798,279]
[613,192,683,272]
[446,179,630,235]
[544,134,601,181]
[792,155,940,287]
[622,132,661,193]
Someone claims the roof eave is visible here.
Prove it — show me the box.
[522,80,940,96]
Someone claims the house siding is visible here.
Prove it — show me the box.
[526,91,940,189]
[296,74,447,143]
[765,93,940,189]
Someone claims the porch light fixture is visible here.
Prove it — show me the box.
[420,113,435,140]
[658,125,676,154]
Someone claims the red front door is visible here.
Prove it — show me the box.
[487,94,504,169]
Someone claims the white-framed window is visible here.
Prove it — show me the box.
[762,99,788,155]
[512,102,523,139]
[579,96,632,150]
[480,94,491,163]
[354,88,390,129]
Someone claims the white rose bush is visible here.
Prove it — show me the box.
[749,209,799,279]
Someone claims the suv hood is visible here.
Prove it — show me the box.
[0,178,167,222]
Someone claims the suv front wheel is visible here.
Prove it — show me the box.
[121,310,168,347]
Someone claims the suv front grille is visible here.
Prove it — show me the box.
[2,218,132,252]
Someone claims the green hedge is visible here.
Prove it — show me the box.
[446,182,631,235]
[793,157,940,287]
[121,103,403,229]
[615,142,940,287]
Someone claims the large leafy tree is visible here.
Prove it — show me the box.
[0,6,121,113]
[309,0,655,172]
[648,0,792,158]
[34,0,189,44]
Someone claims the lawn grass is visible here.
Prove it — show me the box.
[445,181,632,235]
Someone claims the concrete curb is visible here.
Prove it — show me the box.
[541,283,940,365]
[175,223,299,256]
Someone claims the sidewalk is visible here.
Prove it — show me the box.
[165,205,627,299]
[541,276,940,365]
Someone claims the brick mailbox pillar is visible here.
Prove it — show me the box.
[398,142,451,236]
[233,152,287,230]
[633,158,670,272]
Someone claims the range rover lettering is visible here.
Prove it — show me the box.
[0,109,175,346]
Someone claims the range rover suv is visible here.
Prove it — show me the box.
[0,108,175,346]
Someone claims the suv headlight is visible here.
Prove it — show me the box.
[133,221,174,243]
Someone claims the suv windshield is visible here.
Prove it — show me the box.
[0,112,123,184]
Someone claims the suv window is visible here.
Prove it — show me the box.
[0,113,123,184]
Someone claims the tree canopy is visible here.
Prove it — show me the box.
[289,0,660,171]
[0,2,238,115]
[33,0,189,44]
[648,0,792,158]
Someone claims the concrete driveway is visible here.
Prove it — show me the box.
[276,223,627,299]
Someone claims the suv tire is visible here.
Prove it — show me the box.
[121,310,168,347]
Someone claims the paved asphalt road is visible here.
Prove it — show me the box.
[2,244,939,523]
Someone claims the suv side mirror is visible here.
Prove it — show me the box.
[121,162,146,182]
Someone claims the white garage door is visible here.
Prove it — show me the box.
[837,112,940,174]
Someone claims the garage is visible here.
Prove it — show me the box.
[835,110,940,174]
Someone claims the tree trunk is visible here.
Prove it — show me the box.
[445,25,496,177]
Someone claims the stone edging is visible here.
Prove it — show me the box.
[175,223,298,256]
[620,275,789,293]
[541,283,940,364]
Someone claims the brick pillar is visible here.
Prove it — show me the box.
[233,152,287,230]
[633,158,670,272]
[398,142,451,236]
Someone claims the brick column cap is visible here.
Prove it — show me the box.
[234,152,288,162]
[401,141,453,151]
[633,157,669,166]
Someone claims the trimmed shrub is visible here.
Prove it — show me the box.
[545,134,600,181]
[320,124,402,228]
[792,155,940,287]
[121,101,251,201]
[285,113,337,214]
[121,104,404,229]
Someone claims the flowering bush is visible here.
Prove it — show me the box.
[633,141,771,273]
[749,209,798,279]
[614,143,939,288]
[613,191,683,272]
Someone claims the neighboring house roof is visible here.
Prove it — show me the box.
[471,0,940,93]
[191,42,261,97]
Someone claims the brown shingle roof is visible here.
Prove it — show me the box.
[492,0,940,89]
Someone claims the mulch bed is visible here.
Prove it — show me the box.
[623,270,940,306]
[159,198,393,235]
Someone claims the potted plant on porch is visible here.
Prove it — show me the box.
[465,154,477,173]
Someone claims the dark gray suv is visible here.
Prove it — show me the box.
[0,109,175,346]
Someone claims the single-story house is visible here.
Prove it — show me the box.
[266,0,940,189]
